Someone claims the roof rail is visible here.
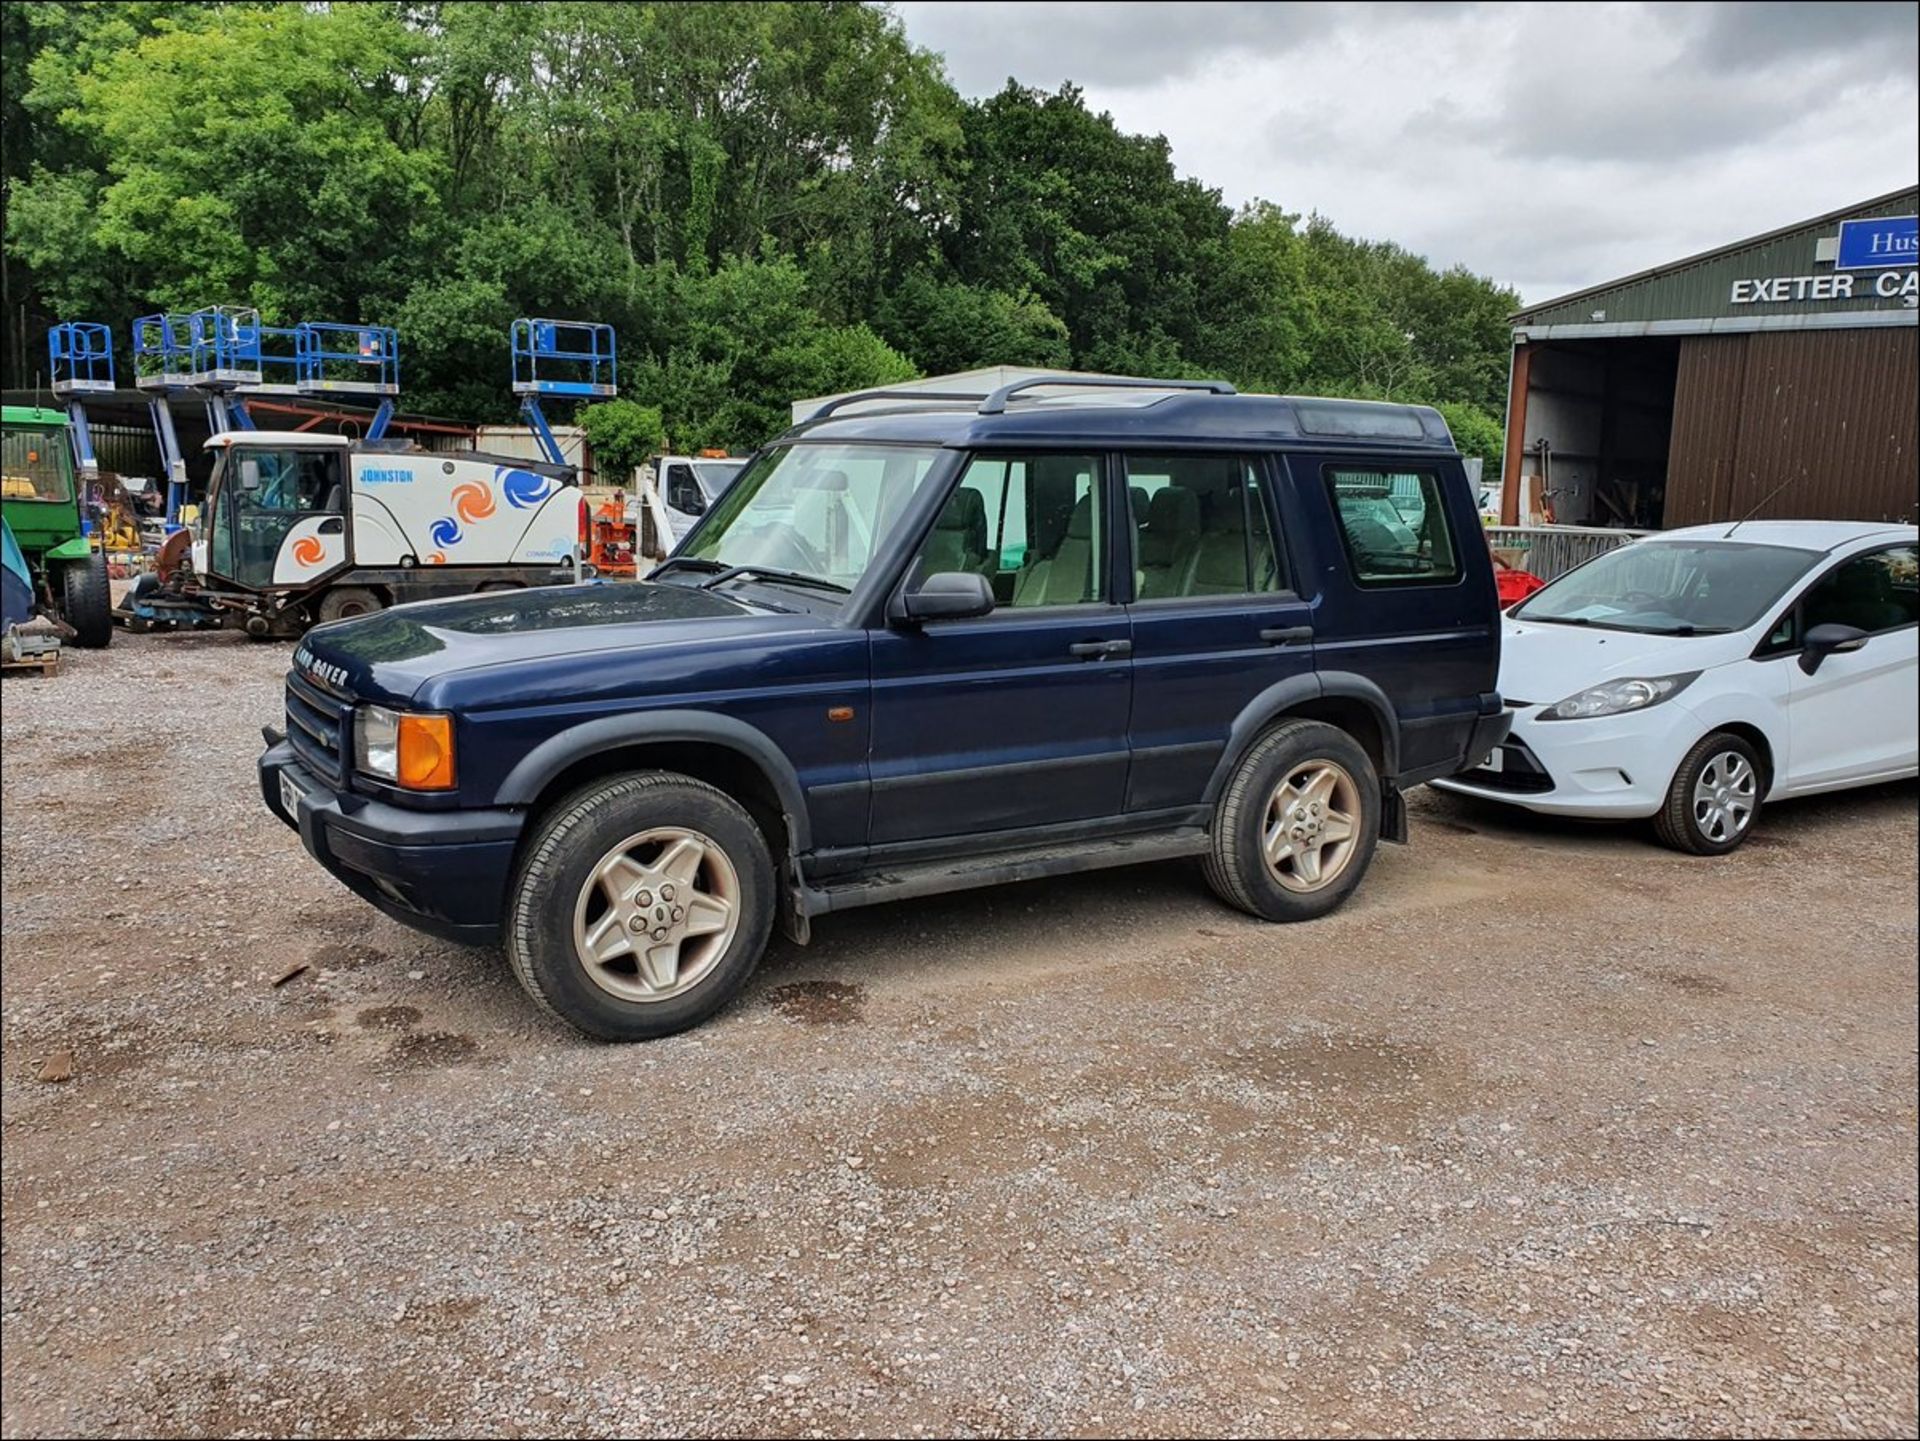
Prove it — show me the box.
[977,375,1236,415]
[804,389,988,423]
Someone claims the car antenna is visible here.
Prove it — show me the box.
[1724,472,1805,537]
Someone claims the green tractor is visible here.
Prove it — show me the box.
[1,404,113,647]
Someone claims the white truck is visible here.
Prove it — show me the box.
[653,453,745,545]
[162,431,581,634]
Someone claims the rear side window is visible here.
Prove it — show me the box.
[1123,454,1284,600]
[1325,465,1457,586]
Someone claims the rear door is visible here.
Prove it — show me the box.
[1290,453,1499,780]
[1122,452,1315,810]
[865,451,1132,845]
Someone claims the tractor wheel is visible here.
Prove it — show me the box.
[59,549,114,648]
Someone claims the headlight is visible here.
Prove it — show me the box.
[354,706,455,789]
[1540,673,1698,721]
[354,705,399,779]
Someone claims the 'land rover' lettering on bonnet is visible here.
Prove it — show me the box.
[293,646,349,691]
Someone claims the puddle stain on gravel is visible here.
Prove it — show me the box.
[1234,1034,1436,1095]
[307,942,390,971]
[356,1005,423,1031]
[1635,966,1732,996]
[383,1031,480,1069]
[768,980,866,1024]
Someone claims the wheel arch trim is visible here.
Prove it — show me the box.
[1200,670,1402,808]
[494,710,813,852]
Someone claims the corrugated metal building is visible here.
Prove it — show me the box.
[1502,188,1918,529]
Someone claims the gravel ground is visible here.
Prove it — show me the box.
[2,629,1916,1439]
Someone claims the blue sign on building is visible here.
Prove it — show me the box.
[1835,215,1917,270]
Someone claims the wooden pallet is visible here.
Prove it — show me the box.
[0,648,59,677]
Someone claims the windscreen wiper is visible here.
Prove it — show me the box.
[1636,624,1731,636]
[699,565,851,595]
[649,556,726,582]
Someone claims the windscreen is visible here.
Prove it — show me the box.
[1513,541,1818,634]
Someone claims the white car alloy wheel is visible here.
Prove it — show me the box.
[1691,749,1757,844]
[571,827,741,1002]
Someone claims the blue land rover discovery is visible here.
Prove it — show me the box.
[260,377,1509,1040]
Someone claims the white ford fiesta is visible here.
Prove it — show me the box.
[1433,521,1919,853]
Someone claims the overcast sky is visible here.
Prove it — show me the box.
[892,1,1920,305]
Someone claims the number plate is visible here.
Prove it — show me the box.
[1479,747,1506,774]
[279,770,305,817]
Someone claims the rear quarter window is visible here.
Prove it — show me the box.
[1324,465,1458,587]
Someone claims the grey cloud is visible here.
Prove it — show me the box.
[1678,1,1919,74]
[894,1,1443,94]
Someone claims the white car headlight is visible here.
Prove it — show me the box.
[1540,673,1698,721]
[354,704,400,779]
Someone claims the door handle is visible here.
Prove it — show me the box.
[1260,625,1314,646]
[1069,639,1132,659]
[317,517,345,535]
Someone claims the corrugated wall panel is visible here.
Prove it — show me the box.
[1668,328,1918,526]
[1666,336,1749,526]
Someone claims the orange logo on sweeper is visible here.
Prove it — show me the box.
[453,482,496,524]
[291,536,327,568]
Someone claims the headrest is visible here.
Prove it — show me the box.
[1064,493,1094,541]
[938,486,987,531]
[1146,485,1199,538]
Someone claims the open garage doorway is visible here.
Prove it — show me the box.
[1503,337,1678,529]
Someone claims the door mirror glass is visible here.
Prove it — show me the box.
[239,459,261,491]
[899,570,995,623]
[1798,622,1870,674]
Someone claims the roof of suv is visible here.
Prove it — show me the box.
[782,383,1457,453]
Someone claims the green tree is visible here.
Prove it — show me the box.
[579,398,668,482]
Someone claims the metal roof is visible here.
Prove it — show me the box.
[1512,186,1919,331]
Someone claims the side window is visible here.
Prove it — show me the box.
[1799,546,1919,637]
[1126,454,1282,600]
[917,453,1102,606]
[1325,466,1458,586]
[666,464,703,513]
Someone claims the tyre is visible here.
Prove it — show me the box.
[1653,731,1763,855]
[505,771,777,1040]
[1203,718,1381,922]
[314,586,384,625]
[58,548,113,648]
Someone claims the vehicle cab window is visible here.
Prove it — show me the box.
[665,464,704,514]
[917,453,1104,606]
[1,428,74,502]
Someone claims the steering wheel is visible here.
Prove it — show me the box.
[742,523,829,577]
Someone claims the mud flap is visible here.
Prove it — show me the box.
[781,852,813,945]
[1380,783,1409,845]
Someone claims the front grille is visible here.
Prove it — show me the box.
[285,669,350,786]
[1461,735,1555,794]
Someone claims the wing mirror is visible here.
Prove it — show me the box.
[894,571,995,624]
[1799,622,1869,675]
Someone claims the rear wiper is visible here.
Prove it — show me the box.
[699,565,851,595]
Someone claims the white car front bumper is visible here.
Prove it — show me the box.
[1430,700,1710,818]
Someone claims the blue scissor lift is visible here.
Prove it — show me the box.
[47,321,115,479]
[511,318,616,466]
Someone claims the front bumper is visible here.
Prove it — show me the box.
[259,736,522,945]
[1430,701,1702,818]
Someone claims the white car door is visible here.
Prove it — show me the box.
[1781,544,1920,793]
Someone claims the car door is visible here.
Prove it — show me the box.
[1777,543,1920,790]
[1122,452,1315,810]
[865,451,1132,846]
[1294,453,1499,779]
